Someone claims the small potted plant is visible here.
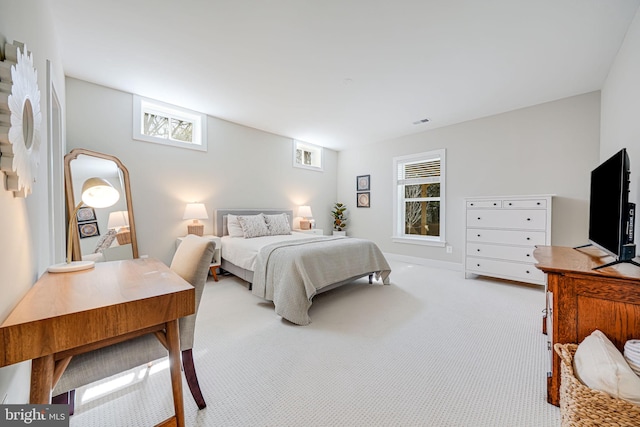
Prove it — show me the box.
[332,202,347,236]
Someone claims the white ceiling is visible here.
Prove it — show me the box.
[49,0,640,151]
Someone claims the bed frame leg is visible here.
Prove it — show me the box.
[369,274,373,284]
[248,282,253,291]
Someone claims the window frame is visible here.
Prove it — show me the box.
[392,149,446,247]
[293,140,323,171]
[133,95,208,152]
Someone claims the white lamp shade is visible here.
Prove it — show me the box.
[107,210,129,230]
[298,205,313,218]
[183,203,208,220]
[81,177,120,208]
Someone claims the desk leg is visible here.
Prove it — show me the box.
[166,319,185,427]
[30,354,54,404]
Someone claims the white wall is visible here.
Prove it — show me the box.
[601,7,640,247]
[0,0,66,404]
[65,78,338,264]
[337,92,601,265]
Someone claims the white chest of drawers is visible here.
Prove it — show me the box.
[464,195,553,286]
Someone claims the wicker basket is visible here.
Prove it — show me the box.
[554,343,640,426]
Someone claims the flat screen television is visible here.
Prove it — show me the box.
[586,148,637,269]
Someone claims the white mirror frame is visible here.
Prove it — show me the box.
[0,41,42,197]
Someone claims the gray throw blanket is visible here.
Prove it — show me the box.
[252,236,391,325]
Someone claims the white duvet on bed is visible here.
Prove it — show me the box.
[221,232,322,271]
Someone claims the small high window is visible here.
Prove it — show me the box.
[133,95,207,151]
[293,140,323,171]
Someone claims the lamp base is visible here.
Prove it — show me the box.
[48,260,95,273]
[300,220,311,230]
[116,229,131,245]
[187,224,204,236]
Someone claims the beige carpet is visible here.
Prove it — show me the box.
[69,260,560,426]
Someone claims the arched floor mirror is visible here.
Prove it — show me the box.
[64,148,139,262]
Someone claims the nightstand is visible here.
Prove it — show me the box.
[293,228,323,235]
[176,234,221,281]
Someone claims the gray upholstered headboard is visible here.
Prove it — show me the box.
[215,209,294,237]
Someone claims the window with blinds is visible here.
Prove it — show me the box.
[393,149,445,245]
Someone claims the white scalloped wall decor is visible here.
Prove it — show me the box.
[0,41,42,197]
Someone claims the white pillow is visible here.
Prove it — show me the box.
[237,214,270,238]
[624,340,640,376]
[226,214,245,237]
[264,213,291,236]
[93,229,117,253]
[574,329,640,405]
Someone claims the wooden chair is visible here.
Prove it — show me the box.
[52,235,215,414]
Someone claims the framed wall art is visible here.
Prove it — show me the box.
[78,221,100,238]
[357,174,370,191]
[357,192,370,208]
[76,207,97,222]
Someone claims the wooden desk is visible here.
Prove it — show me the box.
[0,258,195,427]
[534,245,640,406]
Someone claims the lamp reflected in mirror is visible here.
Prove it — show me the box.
[49,178,120,273]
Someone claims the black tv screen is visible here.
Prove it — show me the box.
[588,148,632,260]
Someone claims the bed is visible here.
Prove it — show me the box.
[215,209,391,325]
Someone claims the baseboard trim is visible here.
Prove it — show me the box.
[383,252,463,272]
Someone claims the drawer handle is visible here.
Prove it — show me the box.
[526,270,530,274]
[526,218,531,221]
[526,237,531,241]
[477,217,481,220]
[477,234,481,237]
[477,264,481,267]
[526,254,530,257]
[470,203,474,206]
[508,202,513,206]
[537,202,541,205]
[493,203,497,206]
[476,249,480,252]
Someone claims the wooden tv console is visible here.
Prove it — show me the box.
[534,245,640,406]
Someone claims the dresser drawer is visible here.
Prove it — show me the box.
[503,199,547,209]
[466,257,546,284]
[466,200,501,208]
[466,229,547,246]
[466,209,546,230]
[466,242,536,263]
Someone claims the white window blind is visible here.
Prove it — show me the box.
[397,158,441,183]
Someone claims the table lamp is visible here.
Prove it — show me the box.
[298,205,313,230]
[108,210,131,245]
[183,203,208,236]
[48,177,120,273]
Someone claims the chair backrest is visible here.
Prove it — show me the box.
[170,235,215,350]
